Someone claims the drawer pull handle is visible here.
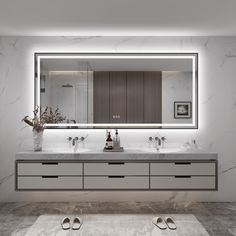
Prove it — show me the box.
[108,162,125,165]
[108,176,125,178]
[174,176,191,178]
[42,162,58,165]
[174,162,191,165]
[42,176,59,178]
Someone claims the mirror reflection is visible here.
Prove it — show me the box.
[36,53,197,128]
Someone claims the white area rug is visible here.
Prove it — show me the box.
[12,214,209,236]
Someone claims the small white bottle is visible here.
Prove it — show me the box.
[113,129,120,149]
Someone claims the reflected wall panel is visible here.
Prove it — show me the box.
[93,71,110,123]
[127,72,144,123]
[144,71,162,123]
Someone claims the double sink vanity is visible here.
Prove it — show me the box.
[16,52,217,192]
[15,148,217,191]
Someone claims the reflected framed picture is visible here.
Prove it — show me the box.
[174,101,192,119]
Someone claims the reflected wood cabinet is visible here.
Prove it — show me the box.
[93,71,110,123]
[127,72,144,123]
[110,72,127,123]
[144,71,162,123]
[93,71,162,123]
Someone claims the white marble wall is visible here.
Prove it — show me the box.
[42,71,93,123]
[162,71,192,124]
[0,36,236,202]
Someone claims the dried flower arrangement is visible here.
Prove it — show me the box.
[22,106,66,132]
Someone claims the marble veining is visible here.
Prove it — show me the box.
[61,36,102,43]
[0,202,234,236]
[0,173,14,186]
[6,96,21,106]
[0,36,236,202]
[0,67,9,97]
[220,164,236,174]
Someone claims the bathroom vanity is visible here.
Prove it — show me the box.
[15,150,217,191]
[15,52,217,191]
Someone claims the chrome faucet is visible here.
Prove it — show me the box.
[72,137,79,146]
[67,135,89,152]
[148,135,166,151]
[71,137,79,152]
[154,136,161,150]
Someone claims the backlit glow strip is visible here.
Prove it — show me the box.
[36,53,197,128]
[44,123,194,127]
[36,57,41,108]
[192,56,196,126]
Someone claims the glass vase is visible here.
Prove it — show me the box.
[33,130,43,151]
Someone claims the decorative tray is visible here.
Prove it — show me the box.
[103,147,124,152]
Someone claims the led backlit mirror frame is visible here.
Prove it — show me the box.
[35,53,198,129]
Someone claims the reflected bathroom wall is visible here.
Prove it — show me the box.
[162,71,192,123]
[40,66,94,124]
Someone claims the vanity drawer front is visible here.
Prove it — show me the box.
[150,176,216,189]
[17,176,83,190]
[17,162,83,176]
[84,176,149,189]
[150,162,216,176]
[84,163,149,175]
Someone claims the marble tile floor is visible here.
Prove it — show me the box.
[0,202,235,236]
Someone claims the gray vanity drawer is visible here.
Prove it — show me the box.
[17,162,83,176]
[84,162,149,175]
[150,176,216,189]
[84,176,149,189]
[17,176,83,190]
[150,162,216,176]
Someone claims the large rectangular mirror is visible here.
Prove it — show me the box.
[35,53,198,129]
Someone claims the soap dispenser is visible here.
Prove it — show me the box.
[105,131,113,150]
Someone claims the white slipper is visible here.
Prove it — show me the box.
[164,217,177,230]
[61,217,70,230]
[152,217,167,230]
[72,217,82,230]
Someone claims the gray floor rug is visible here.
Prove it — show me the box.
[12,214,209,236]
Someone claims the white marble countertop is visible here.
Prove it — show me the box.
[16,148,218,161]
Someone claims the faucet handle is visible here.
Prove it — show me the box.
[148,137,153,142]
[161,136,167,142]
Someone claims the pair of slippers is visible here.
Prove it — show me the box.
[152,216,177,230]
[61,217,82,230]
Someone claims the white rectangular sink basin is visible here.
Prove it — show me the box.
[43,148,105,154]
[123,148,185,153]
[37,147,198,154]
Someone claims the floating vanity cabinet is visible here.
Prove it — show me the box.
[16,161,83,190]
[15,153,217,191]
[84,162,149,190]
[150,160,217,190]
